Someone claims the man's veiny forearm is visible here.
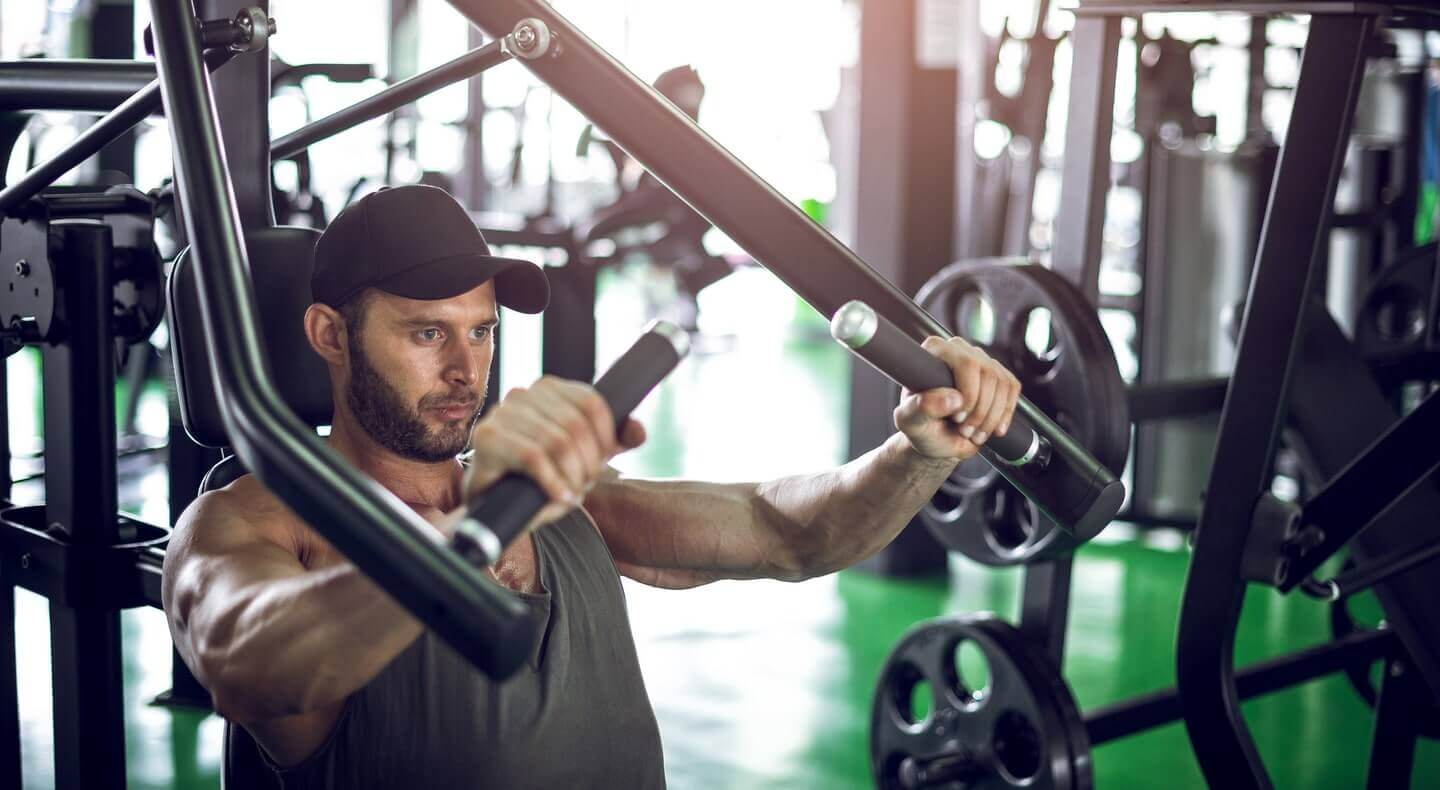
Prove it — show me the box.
[757,432,958,579]
[192,563,423,721]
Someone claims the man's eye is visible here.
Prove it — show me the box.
[471,327,492,341]
[418,328,442,342]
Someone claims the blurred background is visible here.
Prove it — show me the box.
[2,0,1438,787]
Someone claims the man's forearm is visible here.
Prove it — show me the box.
[756,432,957,579]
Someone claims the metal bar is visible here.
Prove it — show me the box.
[1074,2,1390,15]
[1175,15,1375,790]
[1281,389,1440,590]
[0,572,17,790]
[49,605,125,790]
[43,220,125,789]
[0,59,155,112]
[0,54,232,216]
[148,0,532,679]
[1018,557,1072,667]
[200,0,273,230]
[43,220,119,538]
[540,249,595,382]
[0,331,9,502]
[447,0,1121,548]
[1127,377,1229,422]
[1050,14,1121,303]
[1365,658,1423,789]
[1086,627,1397,745]
[1331,535,1440,600]
[273,39,511,161]
[91,0,139,183]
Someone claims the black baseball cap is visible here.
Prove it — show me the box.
[311,184,549,313]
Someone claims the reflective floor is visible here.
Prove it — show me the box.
[10,267,1440,788]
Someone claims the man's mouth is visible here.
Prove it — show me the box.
[428,401,478,421]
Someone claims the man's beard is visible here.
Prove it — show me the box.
[346,339,485,463]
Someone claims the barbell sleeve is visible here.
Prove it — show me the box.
[831,300,1044,466]
[832,300,1122,542]
[450,320,691,564]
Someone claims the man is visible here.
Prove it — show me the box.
[162,185,1020,789]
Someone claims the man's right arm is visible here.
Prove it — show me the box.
[161,487,424,724]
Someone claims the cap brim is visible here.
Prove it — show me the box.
[373,253,550,314]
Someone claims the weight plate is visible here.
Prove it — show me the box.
[1354,243,1437,359]
[913,260,1130,565]
[871,614,1092,790]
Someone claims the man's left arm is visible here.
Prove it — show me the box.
[583,337,1020,588]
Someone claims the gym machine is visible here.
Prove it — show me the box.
[0,0,1135,787]
[865,3,1440,789]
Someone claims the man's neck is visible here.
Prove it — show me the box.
[326,419,464,512]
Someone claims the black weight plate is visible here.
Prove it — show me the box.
[914,260,1130,566]
[871,614,1092,790]
[1354,243,1437,358]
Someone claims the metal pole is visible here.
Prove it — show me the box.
[44,220,126,790]
[0,60,155,112]
[1176,15,1375,789]
[272,39,511,161]
[1086,627,1397,745]
[1050,15,1121,303]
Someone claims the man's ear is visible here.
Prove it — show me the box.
[304,303,348,366]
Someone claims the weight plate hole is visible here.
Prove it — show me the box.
[948,638,991,708]
[984,486,1037,551]
[1370,287,1425,344]
[952,288,997,346]
[1020,305,1061,376]
[888,662,934,729]
[992,709,1043,783]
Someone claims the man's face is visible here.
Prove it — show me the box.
[343,282,498,462]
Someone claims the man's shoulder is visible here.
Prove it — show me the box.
[174,473,303,552]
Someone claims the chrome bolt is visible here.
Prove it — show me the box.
[14,260,28,278]
[514,24,537,51]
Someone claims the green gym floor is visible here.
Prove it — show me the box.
[11,267,1440,788]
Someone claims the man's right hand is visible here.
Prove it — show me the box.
[463,376,646,527]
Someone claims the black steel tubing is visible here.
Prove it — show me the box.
[1332,540,1440,600]
[0,52,233,217]
[1281,389,1440,592]
[1175,15,1375,790]
[0,60,155,112]
[147,0,534,680]
[447,0,1123,541]
[272,39,511,161]
[1086,627,1398,745]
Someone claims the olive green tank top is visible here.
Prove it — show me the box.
[224,511,666,789]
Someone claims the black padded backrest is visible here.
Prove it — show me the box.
[167,226,334,447]
[198,454,249,495]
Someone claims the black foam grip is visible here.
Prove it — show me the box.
[460,326,687,554]
[851,308,1037,463]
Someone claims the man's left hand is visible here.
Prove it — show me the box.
[894,336,1021,460]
